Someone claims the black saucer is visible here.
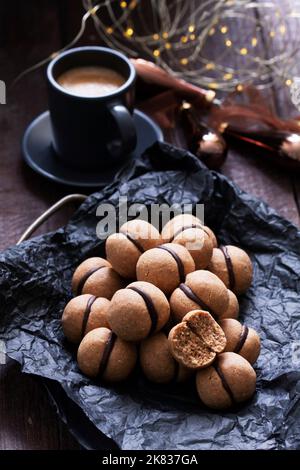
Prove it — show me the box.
[22,110,163,188]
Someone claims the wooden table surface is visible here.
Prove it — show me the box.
[0,0,299,450]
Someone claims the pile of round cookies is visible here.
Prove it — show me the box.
[62,214,260,410]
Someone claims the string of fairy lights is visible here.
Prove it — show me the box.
[11,0,300,93]
[82,0,300,91]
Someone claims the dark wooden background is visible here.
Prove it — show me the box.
[0,0,299,449]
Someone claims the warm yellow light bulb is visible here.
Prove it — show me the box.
[240,47,248,55]
[206,62,215,70]
[181,58,188,65]
[165,42,172,50]
[209,27,215,36]
[225,39,232,47]
[106,27,114,34]
[153,33,159,40]
[162,32,168,39]
[286,79,292,86]
[237,84,244,92]
[190,33,196,40]
[188,25,195,33]
[120,1,127,8]
[124,27,134,37]
[220,26,228,34]
[209,82,219,90]
[269,31,275,38]
[251,37,257,47]
[153,49,160,57]
[223,72,233,80]
[279,24,286,35]
[181,36,188,43]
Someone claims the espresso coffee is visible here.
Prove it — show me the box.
[57,66,125,97]
[47,47,137,169]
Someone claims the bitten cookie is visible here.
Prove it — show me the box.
[219,319,261,365]
[107,281,170,341]
[106,220,161,279]
[196,352,256,409]
[62,294,110,343]
[140,332,192,384]
[161,213,217,248]
[168,310,226,369]
[207,245,253,295]
[136,243,195,295]
[170,270,229,323]
[72,257,123,299]
[218,290,239,320]
[77,327,137,381]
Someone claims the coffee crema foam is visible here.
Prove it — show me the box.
[57,66,125,97]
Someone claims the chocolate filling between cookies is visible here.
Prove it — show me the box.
[234,325,249,353]
[128,286,158,334]
[170,224,202,241]
[179,283,216,317]
[98,331,117,377]
[157,245,185,283]
[76,266,106,295]
[120,231,145,253]
[219,245,235,291]
[213,359,236,405]
[81,295,97,339]
[170,223,212,242]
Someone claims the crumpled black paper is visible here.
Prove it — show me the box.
[1,142,300,450]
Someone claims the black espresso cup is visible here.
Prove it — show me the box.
[47,46,137,170]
